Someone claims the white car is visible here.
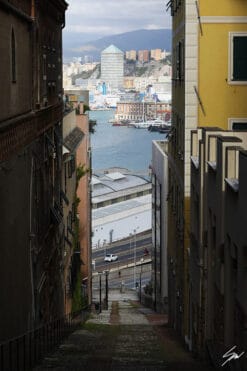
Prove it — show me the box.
[104,254,118,262]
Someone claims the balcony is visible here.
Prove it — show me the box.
[0,103,63,162]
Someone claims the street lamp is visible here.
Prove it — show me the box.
[139,258,144,303]
[104,270,109,310]
[129,233,132,255]
[133,227,139,288]
[133,229,137,288]
[109,229,114,244]
[98,272,103,313]
[103,239,107,256]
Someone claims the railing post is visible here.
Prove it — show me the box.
[23,334,26,371]
[33,330,37,365]
[0,344,4,371]
[16,338,19,371]
[0,306,89,371]
[28,331,32,370]
[9,340,12,371]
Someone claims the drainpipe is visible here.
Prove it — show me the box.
[29,156,36,324]
[31,0,35,19]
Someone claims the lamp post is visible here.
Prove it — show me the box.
[109,229,114,244]
[139,258,144,303]
[129,233,132,256]
[103,239,107,257]
[104,270,109,310]
[98,272,102,313]
[133,228,139,288]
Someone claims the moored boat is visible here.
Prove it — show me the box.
[112,119,131,127]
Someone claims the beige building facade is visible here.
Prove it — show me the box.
[126,50,137,61]
[190,128,247,368]
[138,50,150,63]
[115,101,171,122]
[151,140,169,313]
[167,0,247,358]
[150,49,162,61]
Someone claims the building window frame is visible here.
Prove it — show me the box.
[228,32,247,85]
[228,117,247,130]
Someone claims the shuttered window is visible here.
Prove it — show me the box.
[232,122,247,131]
[229,118,247,131]
[229,33,247,83]
[233,36,247,81]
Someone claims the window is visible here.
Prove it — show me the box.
[11,29,16,83]
[68,157,75,178]
[229,33,247,83]
[228,118,247,131]
[68,211,72,229]
[232,122,247,131]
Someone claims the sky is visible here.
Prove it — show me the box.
[64,0,171,43]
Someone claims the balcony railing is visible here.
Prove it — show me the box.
[0,307,89,371]
[0,103,63,162]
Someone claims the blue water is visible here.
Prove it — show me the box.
[90,110,165,172]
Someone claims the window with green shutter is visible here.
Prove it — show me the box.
[233,36,247,81]
[232,122,247,131]
[229,33,247,83]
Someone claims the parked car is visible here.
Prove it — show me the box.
[104,254,118,262]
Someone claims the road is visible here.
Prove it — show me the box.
[92,231,152,291]
[92,231,152,272]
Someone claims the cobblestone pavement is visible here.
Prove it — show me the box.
[34,290,215,371]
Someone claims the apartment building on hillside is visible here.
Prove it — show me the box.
[126,50,137,61]
[138,50,150,63]
[150,49,162,61]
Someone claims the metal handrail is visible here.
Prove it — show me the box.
[0,308,89,371]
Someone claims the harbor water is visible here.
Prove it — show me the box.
[89,110,166,173]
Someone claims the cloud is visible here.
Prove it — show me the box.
[65,0,171,37]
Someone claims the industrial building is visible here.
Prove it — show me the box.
[91,170,152,248]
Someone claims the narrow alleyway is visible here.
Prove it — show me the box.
[34,290,215,371]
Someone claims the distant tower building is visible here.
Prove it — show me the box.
[101,44,124,90]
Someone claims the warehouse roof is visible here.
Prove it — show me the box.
[92,171,149,197]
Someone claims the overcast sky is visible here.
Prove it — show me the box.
[64,0,171,42]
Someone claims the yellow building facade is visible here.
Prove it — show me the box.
[168,0,247,357]
[198,0,247,127]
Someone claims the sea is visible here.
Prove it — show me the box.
[89,110,166,173]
